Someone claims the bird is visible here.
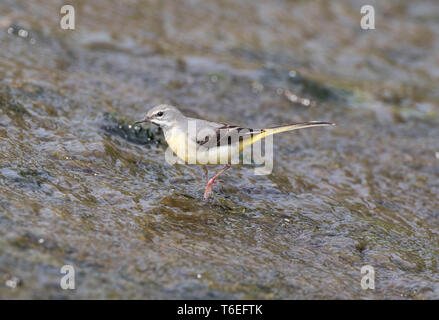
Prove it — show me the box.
[135,104,335,200]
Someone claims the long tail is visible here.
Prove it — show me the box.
[240,121,335,151]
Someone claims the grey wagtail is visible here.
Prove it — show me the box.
[135,104,335,200]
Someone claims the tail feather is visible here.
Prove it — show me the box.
[240,121,335,151]
[267,121,335,135]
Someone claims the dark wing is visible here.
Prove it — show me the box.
[196,123,263,149]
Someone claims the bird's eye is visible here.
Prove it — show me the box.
[156,111,164,117]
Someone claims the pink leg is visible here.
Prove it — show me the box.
[203,164,231,200]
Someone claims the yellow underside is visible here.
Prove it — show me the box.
[166,129,278,165]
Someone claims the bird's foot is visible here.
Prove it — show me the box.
[203,177,216,200]
[203,164,231,200]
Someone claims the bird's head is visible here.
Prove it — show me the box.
[135,104,183,129]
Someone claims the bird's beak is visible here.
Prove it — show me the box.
[134,116,150,125]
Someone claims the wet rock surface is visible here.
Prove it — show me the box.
[0,0,438,299]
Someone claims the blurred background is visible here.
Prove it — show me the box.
[0,0,438,299]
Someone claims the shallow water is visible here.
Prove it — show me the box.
[0,0,438,299]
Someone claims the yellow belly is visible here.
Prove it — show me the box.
[167,132,190,162]
[165,132,240,165]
